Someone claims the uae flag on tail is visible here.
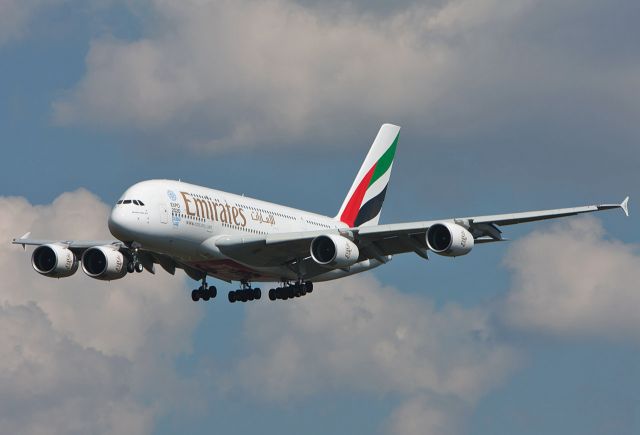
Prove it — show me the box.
[337,124,400,227]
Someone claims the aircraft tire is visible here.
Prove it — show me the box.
[228,291,236,303]
[191,290,199,302]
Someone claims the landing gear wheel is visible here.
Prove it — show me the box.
[228,291,236,303]
[254,288,262,300]
[135,262,144,273]
[202,293,210,301]
[127,262,135,273]
[209,286,217,298]
[269,289,276,301]
[305,282,313,293]
[191,289,200,302]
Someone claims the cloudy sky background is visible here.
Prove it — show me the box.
[1,0,638,434]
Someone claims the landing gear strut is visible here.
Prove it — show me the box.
[228,282,261,303]
[126,248,144,273]
[191,278,217,302]
[268,281,313,301]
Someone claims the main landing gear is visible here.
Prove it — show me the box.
[228,282,261,303]
[191,278,217,302]
[268,281,313,301]
[126,261,144,273]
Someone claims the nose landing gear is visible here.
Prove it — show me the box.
[127,261,144,273]
[126,246,145,273]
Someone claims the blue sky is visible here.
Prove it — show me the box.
[1,1,639,434]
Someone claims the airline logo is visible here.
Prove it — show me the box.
[180,191,248,227]
[339,130,398,227]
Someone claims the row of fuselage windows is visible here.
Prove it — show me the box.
[306,219,331,229]
[235,202,332,228]
[235,202,297,221]
[173,210,267,234]
[186,193,299,221]
[178,193,334,230]
[117,199,145,206]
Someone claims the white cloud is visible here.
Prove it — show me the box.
[0,190,203,434]
[385,395,466,435]
[0,0,63,46]
[220,274,517,434]
[502,217,640,342]
[0,303,155,435]
[51,0,640,155]
[52,0,543,151]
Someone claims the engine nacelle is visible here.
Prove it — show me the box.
[310,234,360,268]
[426,222,474,257]
[81,246,128,281]
[32,244,79,278]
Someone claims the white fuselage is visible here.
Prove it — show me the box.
[107,180,379,283]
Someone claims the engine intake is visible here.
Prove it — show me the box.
[32,244,78,278]
[81,246,128,280]
[426,222,474,257]
[310,234,359,268]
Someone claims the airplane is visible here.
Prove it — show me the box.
[13,124,630,303]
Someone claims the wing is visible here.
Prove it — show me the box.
[11,234,176,276]
[213,197,629,267]
[11,233,124,252]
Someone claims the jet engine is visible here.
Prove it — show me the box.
[81,246,128,280]
[310,234,359,268]
[426,222,474,257]
[31,244,79,277]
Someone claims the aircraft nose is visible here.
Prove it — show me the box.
[108,206,132,240]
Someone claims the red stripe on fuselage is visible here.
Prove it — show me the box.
[340,164,376,227]
[189,259,278,282]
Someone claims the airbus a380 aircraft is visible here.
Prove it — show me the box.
[13,124,629,303]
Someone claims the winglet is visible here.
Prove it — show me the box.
[15,232,31,250]
[621,196,630,217]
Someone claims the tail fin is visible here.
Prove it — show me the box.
[336,123,400,227]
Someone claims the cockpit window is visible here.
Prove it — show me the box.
[119,199,145,206]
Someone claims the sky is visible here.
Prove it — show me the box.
[0,0,639,434]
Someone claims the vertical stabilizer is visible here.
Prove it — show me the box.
[336,124,400,227]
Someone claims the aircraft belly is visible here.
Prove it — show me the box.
[186,258,295,283]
